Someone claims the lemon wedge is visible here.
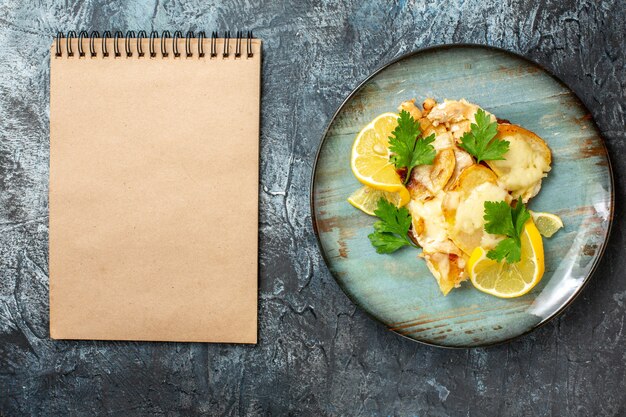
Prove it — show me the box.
[347,186,407,216]
[531,211,563,238]
[350,113,409,201]
[467,220,544,298]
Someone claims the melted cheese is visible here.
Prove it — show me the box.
[442,190,461,211]
[410,194,461,254]
[454,182,508,235]
[409,195,448,245]
[491,135,550,197]
[432,131,454,151]
[480,232,504,250]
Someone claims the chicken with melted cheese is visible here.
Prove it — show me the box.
[397,98,551,295]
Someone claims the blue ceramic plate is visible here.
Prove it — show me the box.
[311,45,613,348]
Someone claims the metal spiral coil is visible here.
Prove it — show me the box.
[161,30,171,57]
[246,31,253,58]
[66,31,76,57]
[125,30,135,57]
[149,31,158,57]
[223,30,230,58]
[113,31,123,57]
[78,31,88,57]
[102,31,111,57]
[136,30,147,57]
[54,30,255,59]
[197,31,206,57]
[211,31,218,57]
[235,31,242,58]
[89,31,99,57]
[186,31,195,57]
[172,31,182,57]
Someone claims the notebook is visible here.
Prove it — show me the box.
[49,31,261,343]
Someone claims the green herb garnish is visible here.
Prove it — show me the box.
[483,199,531,263]
[458,108,509,163]
[368,198,419,254]
[388,110,436,183]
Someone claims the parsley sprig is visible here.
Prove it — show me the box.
[388,110,436,183]
[483,199,531,263]
[368,198,419,254]
[459,108,509,163]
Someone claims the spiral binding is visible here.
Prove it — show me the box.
[54,30,255,59]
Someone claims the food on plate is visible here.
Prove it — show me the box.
[347,97,562,297]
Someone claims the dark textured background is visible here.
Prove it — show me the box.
[0,1,624,416]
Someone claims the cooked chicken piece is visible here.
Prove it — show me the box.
[422,251,468,296]
[397,99,423,120]
[409,193,452,252]
[449,120,472,140]
[427,99,481,125]
[419,116,432,131]
[422,97,436,112]
[445,147,474,190]
[409,193,469,295]
[427,99,496,140]
[431,131,455,151]
[407,149,456,201]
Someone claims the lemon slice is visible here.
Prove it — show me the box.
[531,211,563,238]
[350,113,409,198]
[347,186,407,216]
[467,220,544,298]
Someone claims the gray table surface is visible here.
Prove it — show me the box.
[1,1,625,416]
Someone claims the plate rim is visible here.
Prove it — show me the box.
[309,43,615,349]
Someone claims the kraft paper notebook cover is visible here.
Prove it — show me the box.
[49,31,261,343]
